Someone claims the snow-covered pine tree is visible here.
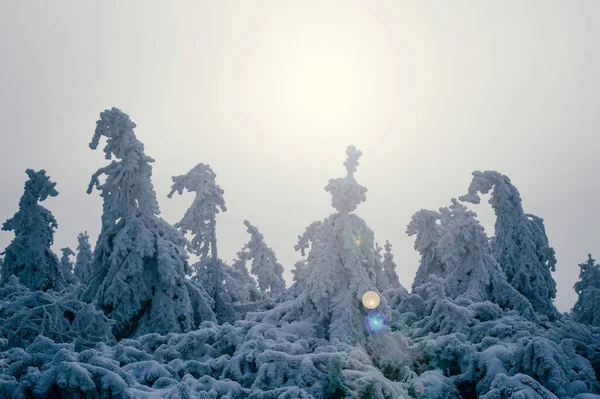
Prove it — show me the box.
[459,170,558,318]
[407,209,444,292]
[82,108,214,339]
[1,169,65,291]
[74,231,93,284]
[572,254,600,327]
[167,163,228,320]
[373,242,389,292]
[382,240,400,289]
[263,145,385,345]
[60,247,76,284]
[237,220,286,296]
[407,199,532,314]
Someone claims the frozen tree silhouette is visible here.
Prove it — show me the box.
[59,247,76,284]
[382,240,400,290]
[82,108,214,339]
[168,163,228,320]
[236,220,286,296]
[1,169,65,291]
[573,254,600,327]
[260,146,385,345]
[74,231,93,284]
[460,171,557,318]
[408,199,533,314]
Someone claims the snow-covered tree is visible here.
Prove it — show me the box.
[383,240,400,290]
[236,220,286,296]
[82,108,214,339]
[168,163,228,320]
[572,254,600,327]
[59,247,76,284]
[192,257,261,324]
[1,169,65,291]
[74,231,93,284]
[373,243,389,292]
[260,146,386,345]
[407,199,533,315]
[460,171,558,318]
[0,276,115,350]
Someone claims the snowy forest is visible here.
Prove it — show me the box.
[1,107,600,399]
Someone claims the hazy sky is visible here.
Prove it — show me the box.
[1,1,599,312]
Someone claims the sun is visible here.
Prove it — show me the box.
[286,53,359,119]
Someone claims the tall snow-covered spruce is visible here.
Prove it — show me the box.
[82,108,214,339]
[262,145,386,345]
[459,171,558,318]
[74,231,93,283]
[1,169,65,291]
[572,254,600,327]
[382,240,400,290]
[236,220,286,296]
[168,163,233,322]
[59,247,76,284]
[407,199,533,314]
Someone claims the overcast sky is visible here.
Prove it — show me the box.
[1,1,599,312]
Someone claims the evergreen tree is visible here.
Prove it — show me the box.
[236,220,286,296]
[373,242,389,291]
[265,146,385,344]
[572,254,600,327]
[302,145,383,344]
[60,247,76,284]
[408,199,533,314]
[460,170,558,318]
[74,231,93,284]
[168,163,228,320]
[382,240,400,289]
[82,108,214,339]
[1,169,65,291]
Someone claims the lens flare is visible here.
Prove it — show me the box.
[364,310,388,334]
[362,291,380,309]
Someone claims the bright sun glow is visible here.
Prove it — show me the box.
[286,53,360,119]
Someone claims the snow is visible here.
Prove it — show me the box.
[1,131,600,398]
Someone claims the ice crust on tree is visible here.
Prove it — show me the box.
[236,220,286,296]
[2,139,600,398]
[74,231,93,284]
[1,169,65,292]
[573,254,600,327]
[459,170,558,318]
[253,145,391,346]
[59,247,76,284]
[407,199,533,315]
[168,163,237,323]
[82,108,214,339]
[383,240,401,290]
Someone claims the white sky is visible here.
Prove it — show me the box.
[1,1,599,312]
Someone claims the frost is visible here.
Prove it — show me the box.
[460,171,557,318]
[82,108,214,339]
[235,220,286,296]
[573,254,600,327]
[59,247,76,284]
[1,169,65,291]
[74,231,94,284]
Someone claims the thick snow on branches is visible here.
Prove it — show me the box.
[460,171,558,318]
[82,108,214,339]
[573,254,600,327]
[74,231,93,284]
[1,169,65,292]
[236,220,286,296]
[1,116,599,399]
